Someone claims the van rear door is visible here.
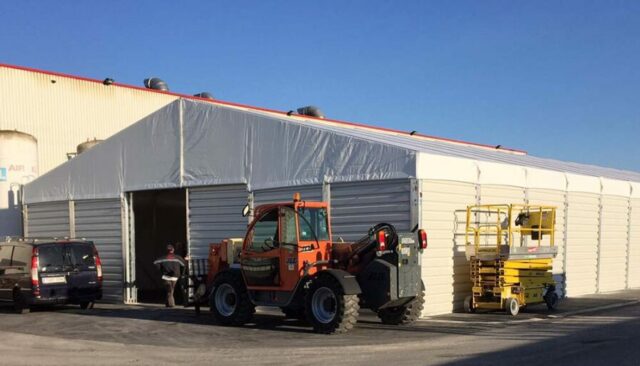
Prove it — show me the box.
[65,243,99,296]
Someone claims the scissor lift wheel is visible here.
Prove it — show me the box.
[464,295,475,313]
[505,297,520,316]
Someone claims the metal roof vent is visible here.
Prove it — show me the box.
[296,106,325,119]
[143,77,169,91]
[194,92,214,100]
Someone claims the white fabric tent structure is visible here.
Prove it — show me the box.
[22,98,640,314]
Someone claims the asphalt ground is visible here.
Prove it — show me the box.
[0,289,638,366]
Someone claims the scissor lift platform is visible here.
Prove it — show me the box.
[463,204,559,316]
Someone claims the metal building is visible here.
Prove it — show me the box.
[0,64,178,174]
[21,98,640,315]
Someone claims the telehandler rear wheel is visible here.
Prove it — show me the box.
[378,280,425,325]
[210,272,255,326]
[305,275,359,334]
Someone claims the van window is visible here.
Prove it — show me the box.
[11,246,32,267]
[38,245,65,272]
[0,246,13,267]
[68,243,96,268]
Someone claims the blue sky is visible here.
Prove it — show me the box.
[1,1,639,171]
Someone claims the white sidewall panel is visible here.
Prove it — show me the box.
[598,195,629,292]
[420,179,477,315]
[629,198,640,288]
[565,192,600,296]
[527,189,567,297]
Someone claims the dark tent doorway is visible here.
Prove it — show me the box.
[132,189,187,304]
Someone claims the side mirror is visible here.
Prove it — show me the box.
[241,204,251,217]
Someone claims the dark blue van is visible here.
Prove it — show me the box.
[0,239,103,313]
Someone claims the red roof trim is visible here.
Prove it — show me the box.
[0,62,527,154]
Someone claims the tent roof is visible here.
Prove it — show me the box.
[24,98,640,204]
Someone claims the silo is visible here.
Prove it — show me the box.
[0,130,39,237]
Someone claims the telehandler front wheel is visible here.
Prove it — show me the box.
[209,272,255,326]
[305,275,359,334]
[378,280,426,325]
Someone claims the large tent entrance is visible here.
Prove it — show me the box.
[132,189,187,304]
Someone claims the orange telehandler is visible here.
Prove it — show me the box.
[199,194,427,334]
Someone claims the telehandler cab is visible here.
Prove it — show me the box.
[204,193,427,334]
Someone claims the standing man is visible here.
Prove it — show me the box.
[153,244,187,308]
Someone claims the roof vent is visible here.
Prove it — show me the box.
[143,77,169,91]
[194,92,214,100]
[296,106,325,119]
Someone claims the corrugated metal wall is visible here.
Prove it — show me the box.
[420,180,477,315]
[598,195,630,292]
[528,189,567,297]
[330,180,412,241]
[74,199,123,302]
[188,185,248,259]
[629,198,640,288]
[565,192,600,296]
[480,185,526,205]
[25,201,70,238]
[0,66,177,174]
[254,185,322,206]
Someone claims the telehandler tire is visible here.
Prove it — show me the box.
[377,280,425,325]
[210,272,255,326]
[305,275,359,334]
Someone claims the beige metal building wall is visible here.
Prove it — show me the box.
[420,179,477,315]
[527,188,567,295]
[598,179,631,292]
[629,183,640,288]
[0,65,178,174]
[564,175,601,296]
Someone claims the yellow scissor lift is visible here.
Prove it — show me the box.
[463,204,559,316]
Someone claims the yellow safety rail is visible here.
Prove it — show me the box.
[465,204,556,258]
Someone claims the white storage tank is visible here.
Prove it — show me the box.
[0,130,38,237]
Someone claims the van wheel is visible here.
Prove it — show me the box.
[13,290,30,314]
[80,302,91,310]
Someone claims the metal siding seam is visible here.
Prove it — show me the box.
[186,188,191,256]
[179,98,185,187]
[562,176,569,297]
[69,200,75,238]
[410,178,419,230]
[626,194,632,289]
[23,204,29,238]
[596,181,603,293]
[120,194,129,303]
[127,193,137,303]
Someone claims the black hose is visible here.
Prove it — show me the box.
[345,223,398,263]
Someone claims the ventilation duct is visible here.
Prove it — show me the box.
[194,92,214,100]
[143,77,169,91]
[296,106,325,119]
